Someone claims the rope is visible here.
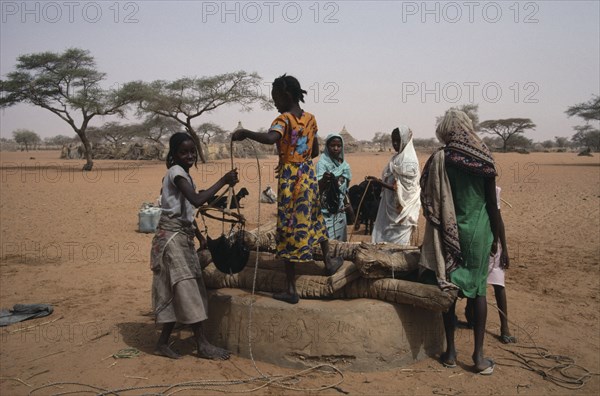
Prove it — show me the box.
[112,348,140,359]
[485,301,599,389]
[240,141,344,390]
[244,139,268,379]
[29,364,344,395]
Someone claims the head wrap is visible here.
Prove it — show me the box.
[436,109,496,177]
[316,134,352,181]
[393,125,413,153]
[387,126,419,188]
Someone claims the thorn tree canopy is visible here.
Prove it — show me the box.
[572,125,600,151]
[140,115,180,147]
[566,95,600,152]
[566,95,600,122]
[0,48,144,170]
[12,129,41,151]
[88,122,142,148]
[478,118,536,152]
[131,71,272,163]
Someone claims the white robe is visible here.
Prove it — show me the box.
[372,139,421,245]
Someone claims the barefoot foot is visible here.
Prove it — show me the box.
[154,344,181,359]
[197,342,230,360]
[500,334,517,344]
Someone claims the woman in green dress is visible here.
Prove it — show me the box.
[419,109,500,374]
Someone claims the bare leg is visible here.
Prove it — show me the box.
[493,284,515,342]
[273,260,299,304]
[320,239,343,276]
[155,322,181,359]
[441,300,457,367]
[465,298,475,329]
[191,322,230,360]
[472,295,494,373]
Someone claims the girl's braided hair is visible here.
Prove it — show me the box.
[166,132,197,168]
[272,74,307,103]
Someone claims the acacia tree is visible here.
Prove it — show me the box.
[554,136,569,149]
[541,140,555,149]
[0,48,143,170]
[505,134,533,150]
[566,95,600,122]
[572,125,600,151]
[12,129,40,151]
[139,115,180,147]
[197,122,226,145]
[44,134,76,147]
[131,71,272,163]
[566,95,600,152]
[479,118,536,152]
[89,122,141,148]
[482,136,503,150]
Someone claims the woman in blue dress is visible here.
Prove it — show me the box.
[317,134,352,241]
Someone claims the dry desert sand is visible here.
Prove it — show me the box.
[0,150,599,395]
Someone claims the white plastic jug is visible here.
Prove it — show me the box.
[139,205,162,233]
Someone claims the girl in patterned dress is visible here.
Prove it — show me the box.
[151,132,238,359]
[232,74,343,304]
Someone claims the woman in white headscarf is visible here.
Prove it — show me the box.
[370,126,421,245]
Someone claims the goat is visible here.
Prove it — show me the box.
[348,180,382,235]
[260,186,277,203]
[208,187,249,209]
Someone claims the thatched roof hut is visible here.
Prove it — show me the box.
[318,125,360,152]
[339,125,359,152]
[339,125,356,144]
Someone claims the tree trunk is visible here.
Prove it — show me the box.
[186,126,207,163]
[78,132,94,171]
[502,139,508,152]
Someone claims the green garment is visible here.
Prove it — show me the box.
[446,166,494,298]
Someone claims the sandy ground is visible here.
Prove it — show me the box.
[0,150,598,395]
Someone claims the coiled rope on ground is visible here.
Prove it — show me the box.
[487,301,599,389]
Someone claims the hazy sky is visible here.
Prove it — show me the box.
[1,0,599,142]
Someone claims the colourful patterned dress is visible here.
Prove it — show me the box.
[270,112,328,262]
